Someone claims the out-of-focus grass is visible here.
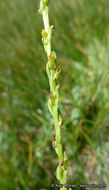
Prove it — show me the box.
[0,0,109,189]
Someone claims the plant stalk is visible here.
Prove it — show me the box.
[39,0,68,189]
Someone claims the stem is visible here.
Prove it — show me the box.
[39,0,69,189]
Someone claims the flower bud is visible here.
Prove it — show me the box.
[56,83,60,89]
[44,0,49,5]
[49,91,55,105]
[60,161,66,171]
[51,135,56,148]
[41,29,48,38]
[51,135,56,142]
[49,62,56,70]
[56,67,61,73]
[48,52,56,69]
[38,8,42,15]
[60,125,64,129]
[48,51,56,62]
[54,67,61,80]
[59,116,63,126]
[51,25,55,30]
[42,38,48,45]
[49,91,53,99]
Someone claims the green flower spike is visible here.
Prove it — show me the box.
[39,0,69,189]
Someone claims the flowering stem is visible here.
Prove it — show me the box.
[39,0,68,189]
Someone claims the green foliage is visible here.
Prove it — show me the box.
[0,0,109,189]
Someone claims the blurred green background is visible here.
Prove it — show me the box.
[0,0,109,189]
